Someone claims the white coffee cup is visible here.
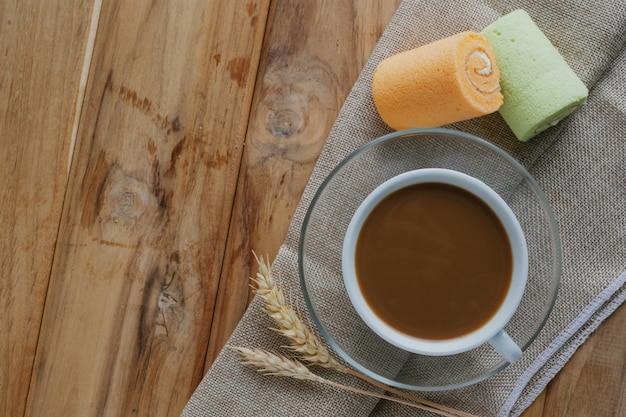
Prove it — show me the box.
[342,168,528,363]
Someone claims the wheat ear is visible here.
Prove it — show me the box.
[250,252,479,417]
[251,252,346,370]
[232,347,460,417]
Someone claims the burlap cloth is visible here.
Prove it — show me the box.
[182,0,626,415]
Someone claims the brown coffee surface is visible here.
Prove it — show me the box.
[355,182,512,340]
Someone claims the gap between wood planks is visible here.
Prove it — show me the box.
[67,0,104,177]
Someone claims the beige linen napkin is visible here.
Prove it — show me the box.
[182,0,626,416]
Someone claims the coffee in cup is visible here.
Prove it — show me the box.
[342,168,527,362]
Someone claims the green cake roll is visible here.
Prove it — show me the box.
[482,10,588,141]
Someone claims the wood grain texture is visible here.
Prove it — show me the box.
[205,0,403,369]
[25,1,269,416]
[0,1,92,416]
[2,1,624,416]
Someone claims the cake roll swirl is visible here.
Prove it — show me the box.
[372,32,503,130]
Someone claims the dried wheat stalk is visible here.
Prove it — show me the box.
[232,346,460,417]
[249,252,479,417]
[250,252,345,370]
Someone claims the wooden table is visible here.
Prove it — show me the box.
[2,1,624,416]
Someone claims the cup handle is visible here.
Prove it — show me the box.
[488,329,522,363]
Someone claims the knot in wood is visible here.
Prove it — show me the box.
[158,291,178,310]
[107,186,149,221]
[267,108,302,138]
[98,167,158,230]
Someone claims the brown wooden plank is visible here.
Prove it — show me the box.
[25,1,270,416]
[0,1,93,416]
[205,0,403,369]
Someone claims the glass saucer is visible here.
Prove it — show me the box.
[298,128,561,391]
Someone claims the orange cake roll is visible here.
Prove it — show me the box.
[372,32,503,130]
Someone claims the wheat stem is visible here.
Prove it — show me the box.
[251,252,345,370]
[341,367,479,417]
[320,379,459,417]
[232,347,459,417]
